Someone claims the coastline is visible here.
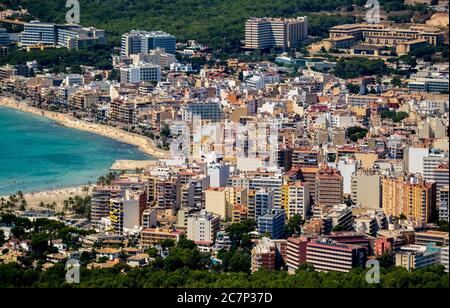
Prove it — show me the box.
[0,96,169,159]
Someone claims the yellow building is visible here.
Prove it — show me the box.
[382,176,436,224]
[205,187,248,221]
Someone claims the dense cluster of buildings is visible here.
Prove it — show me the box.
[0,13,449,276]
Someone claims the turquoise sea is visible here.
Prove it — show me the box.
[0,106,151,195]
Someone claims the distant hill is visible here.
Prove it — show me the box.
[3,0,410,48]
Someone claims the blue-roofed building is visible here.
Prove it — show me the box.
[121,30,176,56]
[258,209,286,239]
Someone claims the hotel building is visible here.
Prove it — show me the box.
[57,25,105,50]
[306,238,367,273]
[245,17,308,50]
[329,23,445,47]
[20,21,57,46]
[121,30,176,56]
[181,102,223,122]
[21,22,105,48]
[120,63,161,84]
[415,231,449,247]
[441,246,449,273]
[109,191,147,234]
[286,236,311,274]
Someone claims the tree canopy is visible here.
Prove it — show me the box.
[334,58,389,79]
[2,0,412,49]
[0,262,447,288]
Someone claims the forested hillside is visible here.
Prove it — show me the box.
[2,0,410,47]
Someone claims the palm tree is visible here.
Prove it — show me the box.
[97,176,106,186]
[19,200,27,211]
[63,200,70,212]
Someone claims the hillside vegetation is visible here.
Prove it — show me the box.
[3,0,409,48]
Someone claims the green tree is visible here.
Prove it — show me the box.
[284,214,305,238]
[0,230,6,246]
[391,76,402,87]
[347,83,361,95]
[334,58,388,79]
[159,239,176,249]
[226,220,256,248]
[30,233,50,260]
[332,224,347,232]
[346,126,369,142]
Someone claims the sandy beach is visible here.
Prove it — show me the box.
[1,185,94,212]
[0,96,169,158]
[0,96,169,210]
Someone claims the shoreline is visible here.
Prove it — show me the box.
[0,96,169,159]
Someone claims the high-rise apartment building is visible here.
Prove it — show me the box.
[297,167,320,205]
[382,176,436,224]
[109,191,147,234]
[257,209,286,239]
[187,210,221,249]
[181,102,223,122]
[281,182,310,219]
[351,170,382,210]
[247,188,275,221]
[121,30,176,56]
[205,187,248,221]
[245,17,308,50]
[205,187,230,221]
[315,168,344,207]
[91,187,124,230]
[292,147,319,167]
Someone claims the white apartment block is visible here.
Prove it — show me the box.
[120,64,161,84]
[187,210,221,246]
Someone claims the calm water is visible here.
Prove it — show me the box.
[0,106,151,195]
